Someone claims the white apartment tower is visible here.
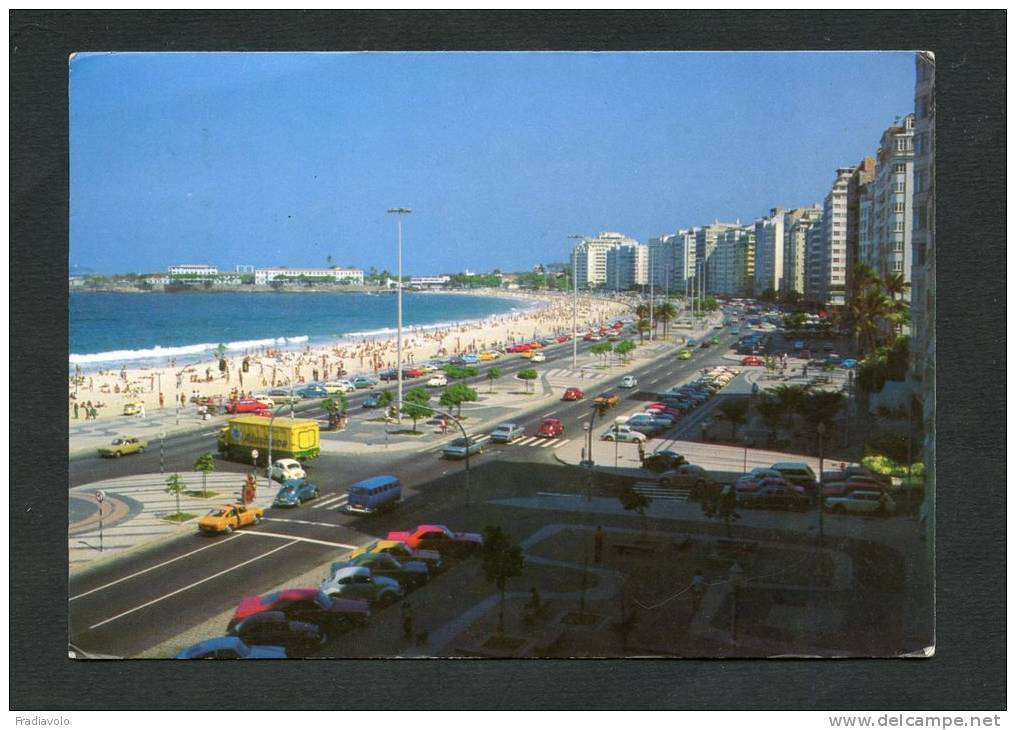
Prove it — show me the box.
[696,223,740,295]
[605,243,648,291]
[712,225,755,296]
[753,208,786,296]
[819,169,854,305]
[572,232,639,289]
[783,207,823,297]
[871,114,916,285]
[648,230,696,294]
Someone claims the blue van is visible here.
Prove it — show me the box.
[346,475,401,514]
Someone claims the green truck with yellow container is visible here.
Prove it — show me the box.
[218,415,320,464]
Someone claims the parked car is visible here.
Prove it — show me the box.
[253,394,276,408]
[229,611,325,656]
[175,636,287,660]
[687,339,698,347]
[735,468,785,494]
[386,524,484,557]
[363,392,385,408]
[416,365,439,374]
[556,335,571,343]
[562,387,584,401]
[710,335,720,345]
[601,424,647,443]
[198,504,264,535]
[320,566,404,606]
[442,436,484,459]
[227,589,370,633]
[378,369,399,381]
[530,352,546,363]
[507,344,533,353]
[97,436,148,458]
[461,353,480,365]
[296,384,328,399]
[771,462,819,493]
[536,418,565,438]
[402,367,426,379]
[350,540,444,574]
[699,341,711,349]
[825,490,896,516]
[479,351,499,361]
[273,479,321,507]
[324,380,356,394]
[270,458,306,483]
[658,464,713,497]
[678,349,692,360]
[490,423,526,443]
[642,450,687,473]
[331,552,429,589]
[620,375,638,389]
[267,388,301,404]
[742,482,810,511]
[741,355,764,366]
[426,374,448,388]
[351,377,376,389]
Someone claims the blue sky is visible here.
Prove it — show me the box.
[70,51,915,275]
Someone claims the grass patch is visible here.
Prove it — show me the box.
[184,490,219,499]
[161,512,196,523]
[387,429,425,436]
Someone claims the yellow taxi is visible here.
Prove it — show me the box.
[198,504,264,535]
[478,351,498,361]
[416,365,438,374]
[520,350,535,359]
[122,401,145,416]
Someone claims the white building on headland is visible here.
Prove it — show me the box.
[169,264,218,277]
[254,267,364,285]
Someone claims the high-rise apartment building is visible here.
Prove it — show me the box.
[572,232,639,289]
[712,225,755,296]
[817,168,854,305]
[648,229,696,296]
[753,208,786,296]
[804,217,825,304]
[605,243,648,290]
[782,207,823,297]
[848,157,877,285]
[697,223,740,294]
[871,115,916,284]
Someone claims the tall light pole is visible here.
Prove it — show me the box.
[388,207,412,422]
[649,249,654,342]
[568,235,585,370]
[817,421,826,545]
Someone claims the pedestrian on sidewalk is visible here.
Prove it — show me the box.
[159,392,165,409]
[73,402,79,419]
[594,526,604,563]
[637,441,646,465]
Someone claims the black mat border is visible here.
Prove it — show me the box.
[10,10,1006,710]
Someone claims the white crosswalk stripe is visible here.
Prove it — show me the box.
[553,439,571,449]
[632,483,690,502]
[538,438,560,448]
[516,436,538,446]
[312,494,348,509]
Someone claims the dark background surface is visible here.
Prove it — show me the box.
[10,10,1006,710]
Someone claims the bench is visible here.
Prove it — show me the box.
[612,542,656,556]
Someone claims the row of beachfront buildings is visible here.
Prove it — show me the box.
[572,112,926,310]
[145,265,367,288]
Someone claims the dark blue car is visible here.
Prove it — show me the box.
[175,636,287,659]
[273,479,321,507]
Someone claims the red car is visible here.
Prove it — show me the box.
[227,588,370,632]
[226,399,267,414]
[508,344,533,353]
[583,333,594,342]
[612,322,624,330]
[386,524,484,557]
[536,418,564,438]
[741,356,765,366]
[402,367,426,378]
[562,387,584,401]
[556,335,570,343]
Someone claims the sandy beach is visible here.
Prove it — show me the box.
[68,290,633,422]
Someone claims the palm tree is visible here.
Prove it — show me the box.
[635,318,651,343]
[654,302,677,339]
[716,398,749,439]
[755,397,784,444]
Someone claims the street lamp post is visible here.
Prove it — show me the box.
[388,207,412,423]
[583,422,593,502]
[568,235,584,370]
[817,421,826,544]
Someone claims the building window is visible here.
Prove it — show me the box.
[894,202,905,213]
[896,181,906,193]
[894,163,906,174]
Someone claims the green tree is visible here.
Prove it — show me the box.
[614,339,636,363]
[635,318,651,343]
[702,486,739,538]
[619,486,652,538]
[486,366,503,393]
[716,398,750,440]
[590,341,612,364]
[322,394,348,429]
[798,389,846,435]
[377,390,394,408]
[192,452,216,497]
[440,383,478,417]
[400,387,433,433]
[517,367,538,393]
[771,384,809,430]
[755,397,784,444]
[654,301,677,337]
[481,525,525,635]
[165,473,186,517]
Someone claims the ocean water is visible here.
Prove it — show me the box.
[69,291,531,369]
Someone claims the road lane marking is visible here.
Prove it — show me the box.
[539,438,560,448]
[537,492,576,497]
[264,517,348,528]
[70,535,243,602]
[554,439,572,448]
[542,411,558,418]
[577,412,591,419]
[312,494,348,509]
[242,531,358,549]
[517,436,538,446]
[87,540,297,630]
